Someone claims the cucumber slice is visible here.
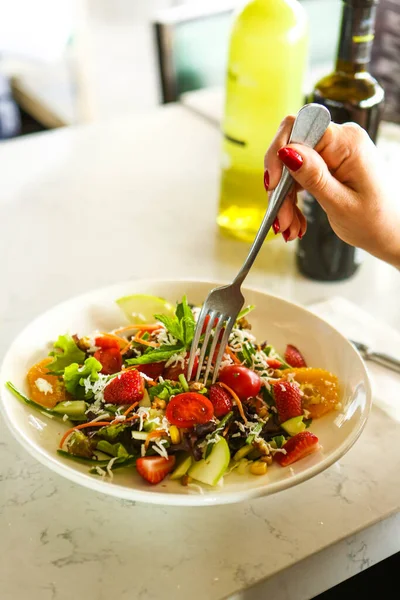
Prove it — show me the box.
[281,415,306,436]
[131,431,148,441]
[116,294,175,324]
[52,401,87,420]
[188,438,230,486]
[170,454,192,480]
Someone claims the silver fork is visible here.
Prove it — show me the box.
[187,103,331,384]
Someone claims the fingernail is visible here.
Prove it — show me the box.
[298,230,304,240]
[282,229,290,243]
[263,169,269,191]
[278,147,303,171]
[273,217,280,235]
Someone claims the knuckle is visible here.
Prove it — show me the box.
[302,165,328,194]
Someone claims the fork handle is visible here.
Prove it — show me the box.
[233,103,331,287]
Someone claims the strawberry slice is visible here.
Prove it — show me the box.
[209,384,233,418]
[276,431,319,466]
[103,369,144,405]
[136,456,176,485]
[273,381,303,423]
[284,344,307,368]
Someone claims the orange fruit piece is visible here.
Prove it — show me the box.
[27,357,67,409]
[281,368,340,419]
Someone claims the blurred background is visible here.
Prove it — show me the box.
[0,0,349,136]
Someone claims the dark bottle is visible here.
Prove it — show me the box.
[296,0,385,281]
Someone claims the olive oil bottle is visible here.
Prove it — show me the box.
[297,0,384,281]
[217,0,309,242]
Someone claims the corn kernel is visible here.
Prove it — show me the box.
[169,425,181,445]
[250,461,268,476]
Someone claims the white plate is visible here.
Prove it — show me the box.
[0,279,371,506]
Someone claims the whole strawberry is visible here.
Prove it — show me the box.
[273,381,302,423]
[284,344,307,368]
[103,369,144,405]
[276,431,319,467]
[209,384,233,418]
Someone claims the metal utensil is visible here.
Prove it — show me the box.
[187,103,331,383]
[350,340,400,374]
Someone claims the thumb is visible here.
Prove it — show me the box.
[278,144,349,214]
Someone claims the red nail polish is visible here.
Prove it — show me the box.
[273,217,280,235]
[298,230,304,240]
[278,147,303,171]
[263,169,269,191]
[282,229,290,243]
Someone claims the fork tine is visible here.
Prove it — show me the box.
[187,304,208,379]
[211,317,234,384]
[203,316,225,384]
[195,310,217,381]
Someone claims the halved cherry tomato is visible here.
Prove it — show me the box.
[136,362,166,380]
[266,358,282,369]
[166,392,214,428]
[94,347,122,375]
[201,315,219,334]
[95,334,120,350]
[218,365,261,400]
[164,354,199,381]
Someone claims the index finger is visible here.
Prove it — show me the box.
[264,115,295,189]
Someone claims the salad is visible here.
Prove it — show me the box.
[6,295,340,488]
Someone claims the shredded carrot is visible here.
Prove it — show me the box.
[59,421,111,449]
[133,333,159,348]
[99,332,130,349]
[226,346,241,365]
[144,429,168,450]
[223,422,232,437]
[120,341,133,356]
[114,324,162,335]
[110,414,140,425]
[218,382,248,424]
[123,401,139,417]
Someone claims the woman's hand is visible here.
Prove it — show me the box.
[264,116,400,269]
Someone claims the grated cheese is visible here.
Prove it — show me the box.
[153,439,169,459]
[137,407,150,431]
[95,466,107,477]
[35,378,53,395]
[165,350,187,369]
[140,444,146,457]
[106,456,118,479]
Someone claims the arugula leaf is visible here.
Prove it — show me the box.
[153,314,183,342]
[126,344,184,365]
[47,334,86,375]
[63,357,102,399]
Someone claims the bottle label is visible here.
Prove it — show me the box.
[338,3,377,65]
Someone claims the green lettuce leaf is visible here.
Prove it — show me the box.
[148,380,183,402]
[176,295,195,345]
[153,314,183,341]
[96,440,129,458]
[63,357,102,399]
[47,334,86,375]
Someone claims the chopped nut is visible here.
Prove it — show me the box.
[254,439,271,456]
[237,317,251,330]
[77,336,91,351]
[260,455,273,465]
[189,381,206,392]
[152,398,166,410]
[181,474,192,486]
[258,407,269,419]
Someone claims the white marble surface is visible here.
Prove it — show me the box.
[1,103,400,600]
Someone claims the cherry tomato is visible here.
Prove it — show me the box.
[94,347,122,375]
[166,392,214,428]
[201,315,219,334]
[136,362,166,380]
[95,334,120,350]
[164,354,199,381]
[218,365,261,400]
